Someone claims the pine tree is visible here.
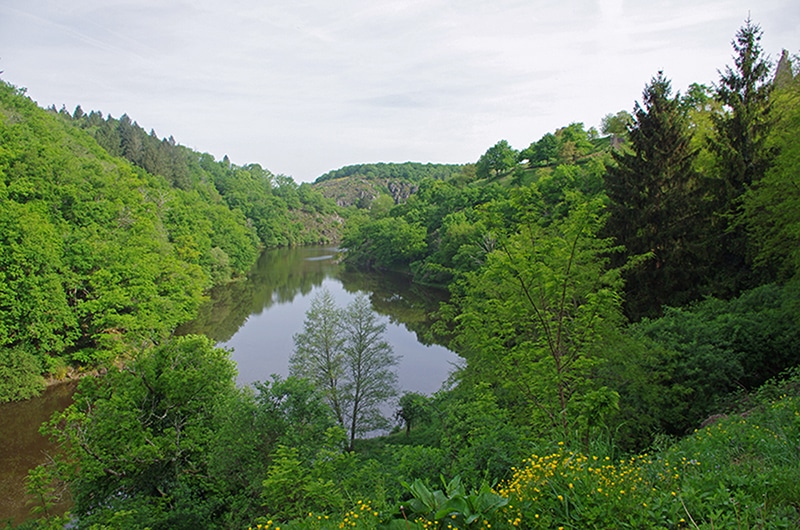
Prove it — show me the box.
[604,72,705,320]
[707,18,776,296]
[711,17,775,196]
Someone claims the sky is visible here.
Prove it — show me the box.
[1,1,797,182]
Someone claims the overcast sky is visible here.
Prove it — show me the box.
[1,1,797,182]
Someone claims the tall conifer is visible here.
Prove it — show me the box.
[707,18,775,296]
[604,72,704,320]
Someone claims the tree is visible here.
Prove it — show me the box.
[601,110,634,150]
[290,289,347,426]
[742,56,800,279]
[603,72,706,320]
[476,140,519,179]
[340,295,399,450]
[711,17,775,197]
[601,110,634,137]
[340,216,427,271]
[453,189,624,441]
[396,392,431,436]
[290,291,399,450]
[42,335,238,528]
[707,18,776,296]
[520,132,559,167]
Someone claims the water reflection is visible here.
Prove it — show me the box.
[0,382,76,525]
[179,246,461,394]
[177,246,340,342]
[1,247,462,524]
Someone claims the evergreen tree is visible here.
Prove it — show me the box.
[707,18,776,296]
[711,17,775,196]
[604,72,705,320]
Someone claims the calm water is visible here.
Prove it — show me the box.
[0,246,462,524]
[179,245,463,394]
[0,381,76,526]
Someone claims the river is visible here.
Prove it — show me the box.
[0,245,461,525]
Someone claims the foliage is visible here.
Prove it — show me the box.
[402,475,508,529]
[600,110,634,137]
[436,386,530,488]
[260,445,344,520]
[497,379,800,529]
[706,17,777,297]
[452,188,624,441]
[290,289,348,426]
[10,19,800,530]
[341,216,428,271]
[604,71,706,320]
[340,295,400,449]
[0,345,45,401]
[315,162,467,184]
[476,140,519,179]
[290,290,399,450]
[711,17,775,197]
[206,375,338,529]
[396,392,432,436]
[618,282,800,436]
[40,335,238,529]
[742,62,800,280]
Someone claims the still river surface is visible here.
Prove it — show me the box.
[0,245,461,525]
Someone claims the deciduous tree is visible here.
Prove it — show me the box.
[453,189,624,441]
[290,291,399,450]
[476,140,518,179]
[341,295,399,450]
[290,289,347,426]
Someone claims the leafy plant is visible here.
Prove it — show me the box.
[402,475,508,528]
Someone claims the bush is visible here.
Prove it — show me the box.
[0,345,45,401]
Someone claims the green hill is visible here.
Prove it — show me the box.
[0,80,340,402]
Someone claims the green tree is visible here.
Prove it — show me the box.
[290,289,348,427]
[42,335,238,528]
[603,72,706,320]
[396,392,432,436]
[341,295,399,450]
[600,110,634,137]
[707,18,776,296]
[453,189,624,441]
[711,17,775,197]
[742,56,800,280]
[341,216,427,271]
[290,292,399,451]
[208,376,338,527]
[476,140,519,179]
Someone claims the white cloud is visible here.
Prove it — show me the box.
[1,0,797,181]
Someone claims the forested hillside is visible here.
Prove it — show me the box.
[0,80,339,402]
[6,19,800,530]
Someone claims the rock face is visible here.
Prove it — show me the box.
[386,180,418,203]
[313,177,418,208]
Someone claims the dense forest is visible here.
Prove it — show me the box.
[3,19,800,530]
[0,83,340,402]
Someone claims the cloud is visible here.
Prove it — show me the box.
[1,0,798,181]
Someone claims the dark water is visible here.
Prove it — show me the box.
[0,381,76,526]
[0,246,461,524]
